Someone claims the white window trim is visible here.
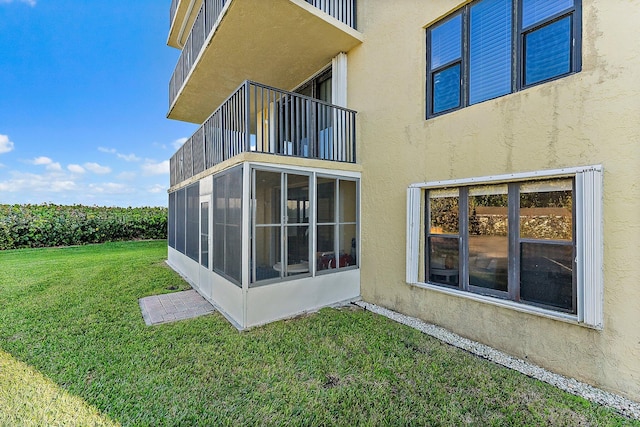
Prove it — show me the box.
[406,165,603,329]
[406,187,421,284]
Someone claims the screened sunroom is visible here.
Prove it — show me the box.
[167,162,360,329]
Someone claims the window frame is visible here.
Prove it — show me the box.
[200,200,210,269]
[315,176,359,275]
[168,191,176,249]
[185,183,200,262]
[250,166,360,287]
[293,66,332,102]
[426,0,582,118]
[175,187,186,254]
[406,166,603,328]
[425,180,576,313]
[212,165,243,286]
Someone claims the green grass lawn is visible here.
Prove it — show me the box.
[0,241,637,426]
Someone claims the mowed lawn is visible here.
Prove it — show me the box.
[0,241,637,426]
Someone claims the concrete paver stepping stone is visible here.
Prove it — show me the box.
[139,290,214,326]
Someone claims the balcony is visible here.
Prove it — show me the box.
[170,81,357,187]
[168,0,204,49]
[167,0,362,124]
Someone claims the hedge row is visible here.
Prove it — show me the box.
[0,204,167,250]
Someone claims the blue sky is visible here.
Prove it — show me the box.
[0,0,197,207]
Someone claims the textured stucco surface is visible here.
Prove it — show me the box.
[350,0,640,401]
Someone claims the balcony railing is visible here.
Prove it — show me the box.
[169,0,226,106]
[170,0,179,29]
[169,0,356,110]
[306,0,356,28]
[170,81,357,186]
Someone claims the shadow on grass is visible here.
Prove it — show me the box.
[0,349,118,426]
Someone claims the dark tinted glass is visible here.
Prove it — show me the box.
[186,183,200,262]
[520,242,574,311]
[429,236,459,286]
[200,202,209,268]
[468,185,509,292]
[176,188,186,254]
[253,226,280,283]
[168,192,176,248]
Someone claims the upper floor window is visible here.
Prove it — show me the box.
[295,67,332,103]
[426,0,581,118]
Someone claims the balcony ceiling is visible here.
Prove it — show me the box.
[167,0,364,124]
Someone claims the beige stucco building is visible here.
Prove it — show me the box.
[164,0,640,402]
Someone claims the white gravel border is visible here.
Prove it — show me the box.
[354,301,640,420]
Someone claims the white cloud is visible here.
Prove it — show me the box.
[0,0,36,6]
[0,166,165,207]
[68,164,86,174]
[51,179,76,191]
[31,156,52,165]
[29,156,61,171]
[88,182,134,195]
[141,160,169,176]
[84,162,111,174]
[117,153,140,162]
[0,171,77,194]
[99,146,141,162]
[148,184,167,194]
[0,134,14,154]
[172,137,188,150]
[117,171,137,181]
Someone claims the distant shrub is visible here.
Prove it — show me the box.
[0,204,167,250]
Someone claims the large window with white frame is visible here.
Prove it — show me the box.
[426,0,581,117]
[407,167,602,328]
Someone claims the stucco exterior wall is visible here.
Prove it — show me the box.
[350,0,640,401]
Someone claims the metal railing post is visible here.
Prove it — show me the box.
[245,81,251,154]
[351,112,356,163]
[169,80,357,186]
